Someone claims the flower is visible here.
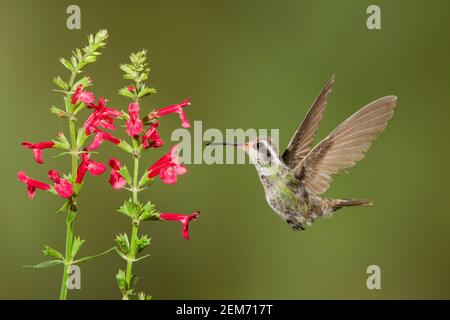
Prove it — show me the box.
[83,97,121,135]
[76,151,107,184]
[48,169,74,198]
[142,122,164,149]
[147,144,187,184]
[128,84,135,92]
[71,84,95,105]
[17,171,51,199]
[87,129,121,151]
[125,102,143,137]
[108,158,126,190]
[21,141,55,164]
[159,211,200,240]
[151,99,191,128]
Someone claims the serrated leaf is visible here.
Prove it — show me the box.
[71,237,85,259]
[139,201,158,222]
[136,235,151,254]
[115,233,130,254]
[53,76,69,90]
[138,87,157,98]
[43,245,64,260]
[60,58,75,72]
[24,260,63,269]
[72,76,92,90]
[118,87,135,99]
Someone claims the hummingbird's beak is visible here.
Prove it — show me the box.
[206,142,247,150]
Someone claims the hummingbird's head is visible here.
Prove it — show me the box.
[207,137,281,174]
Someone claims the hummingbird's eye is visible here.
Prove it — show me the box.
[254,142,261,150]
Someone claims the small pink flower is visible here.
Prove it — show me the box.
[159,211,200,240]
[48,169,74,198]
[147,145,187,184]
[21,141,55,164]
[128,85,135,92]
[76,151,107,184]
[153,99,191,128]
[125,102,143,137]
[87,129,121,151]
[108,158,126,190]
[142,122,164,149]
[83,97,121,135]
[71,84,95,105]
[17,171,51,199]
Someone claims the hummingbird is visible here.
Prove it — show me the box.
[209,76,397,230]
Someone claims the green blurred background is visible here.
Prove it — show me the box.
[1,0,449,299]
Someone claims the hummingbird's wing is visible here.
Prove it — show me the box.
[282,76,335,168]
[292,95,397,195]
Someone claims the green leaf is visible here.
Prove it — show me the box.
[43,245,64,260]
[56,202,69,215]
[71,237,85,259]
[138,172,151,188]
[50,106,67,118]
[138,292,152,300]
[118,87,135,99]
[60,58,75,72]
[118,140,134,154]
[139,201,158,222]
[115,233,130,254]
[118,166,132,185]
[24,260,63,269]
[72,76,92,90]
[53,76,69,90]
[73,247,115,264]
[117,199,139,220]
[76,128,88,148]
[116,269,127,291]
[55,132,71,149]
[136,235,151,254]
[138,86,157,98]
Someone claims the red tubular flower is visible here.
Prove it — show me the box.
[21,141,55,164]
[153,99,191,128]
[128,85,135,92]
[142,122,164,149]
[125,102,143,137]
[76,151,107,184]
[147,144,187,184]
[87,129,121,151]
[159,211,200,240]
[108,158,126,190]
[17,171,51,199]
[71,84,95,105]
[83,97,121,135]
[48,169,74,198]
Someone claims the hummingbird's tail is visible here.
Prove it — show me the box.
[322,198,373,216]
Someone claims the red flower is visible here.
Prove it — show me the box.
[147,145,187,184]
[125,102,143,137]
[83,97,121,135]
[142,122,164,149]
[17,171,51,199]
[108,158,126,190]
[21,141,55,164]
[153,99,191,128]
[87,129,121,151]
[128,85,135,92]
[48,169,74,198]
[76,151,107,184]
[71,84,95,105]
[159,211,200,240]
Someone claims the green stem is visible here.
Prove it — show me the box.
[59,73,78,300]
[59,213,74,300]
[123,144,140,300]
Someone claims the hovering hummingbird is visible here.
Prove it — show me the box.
[210,76,397,230]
